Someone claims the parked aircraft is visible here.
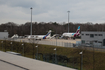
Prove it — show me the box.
[28,30,52,40]
[61,26,80,39]
[11,34,19,39]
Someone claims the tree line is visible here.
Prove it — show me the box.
[0,22,105,37]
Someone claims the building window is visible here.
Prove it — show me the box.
[82,40,85,44]
[95,34,97,36]
[82,34,84,35]
[90,34,94,38]
[103,39,105,46]
[86,34,89,36]
[99,34,102,36]
[94,41,97,43]
[98,41,102,43]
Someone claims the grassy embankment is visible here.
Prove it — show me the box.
[0,40,105,70]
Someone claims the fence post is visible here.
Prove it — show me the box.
[22,43,24,56]
[5,38,6,52]
[1,41,3,51]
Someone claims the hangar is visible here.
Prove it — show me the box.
[81,31,105,48]
[0,32,8,39]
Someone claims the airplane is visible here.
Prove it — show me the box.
[11,34,19,39]
[61,26,80,40]
[27,30,52,40]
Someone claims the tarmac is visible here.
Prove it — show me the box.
[0,51,77,70]
[13,38,81,47]
[15,38,81,44]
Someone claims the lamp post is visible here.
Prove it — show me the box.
[30,7,33,35]
[10,42,12,51]
[1,41,3,51]
[36,45,38,59]
[34,31,35,35]
[56,35,57,46]
[67,11,70,33]
[56,25,57,46]
[54,48,57,63]
[79,51,83,70]
[93,42,94,70]
[22,43,24,56]
[90,41,95,70]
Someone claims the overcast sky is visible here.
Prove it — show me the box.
[0,0,105,24]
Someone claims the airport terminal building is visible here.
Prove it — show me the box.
[81,31,105,48]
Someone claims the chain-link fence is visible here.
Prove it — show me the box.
[2,39,105,70]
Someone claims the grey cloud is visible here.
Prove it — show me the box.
[0,0,36,8]
[1,0,105,24]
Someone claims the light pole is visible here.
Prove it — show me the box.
[10,42,12,51]
[34,31,35,35]
[67,11,70,33]
[30,7,33,35]
[56,35,57,46]
[79,51,83,70]
[93,42,94,70]
[54,48,57,63]
[36,45,38,59]
[22,43,24,56]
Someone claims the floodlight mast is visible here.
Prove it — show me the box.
[30,7,33,35]
[67,11,70,33]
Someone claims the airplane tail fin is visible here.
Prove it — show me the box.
[48,30,52,33]
[76,26,80,33]
[74,26,80,37]
[43,30,52,39]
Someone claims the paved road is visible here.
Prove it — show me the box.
[0,51,77,70]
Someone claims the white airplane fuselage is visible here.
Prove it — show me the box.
[28,35,51,40]
[61,26,80,39]
[28,30,51,40]
[62,33,75,38]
